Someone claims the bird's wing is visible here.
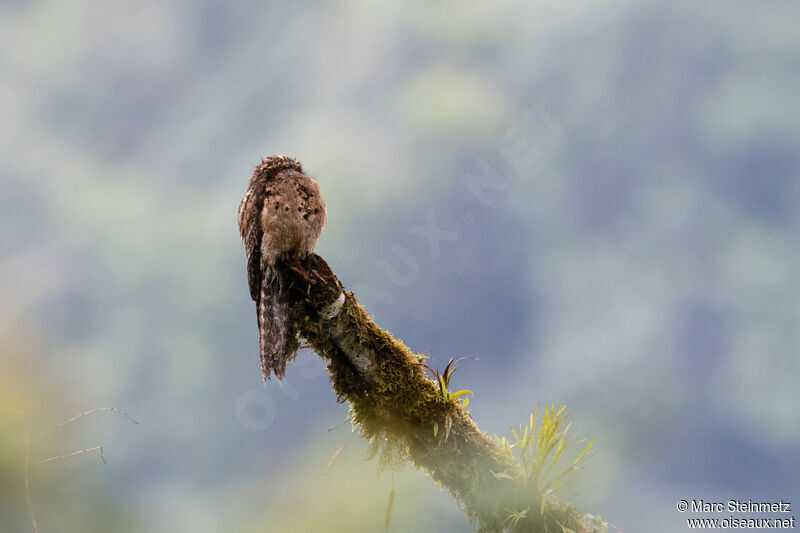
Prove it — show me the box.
[244,223,263,302]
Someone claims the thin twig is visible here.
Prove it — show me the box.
[327,414,352,432]
[30,445,106,466]
[324,440,350,475]
[23,405,137,532]
[33,407,138,443]
[24,427,38,533]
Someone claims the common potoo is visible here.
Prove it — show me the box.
[238,156,327,380]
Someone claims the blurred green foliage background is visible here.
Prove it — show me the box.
[2,1,799,532]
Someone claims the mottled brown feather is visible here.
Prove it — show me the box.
[238,155,326,381]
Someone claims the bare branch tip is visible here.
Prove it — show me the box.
[33,407,138,442]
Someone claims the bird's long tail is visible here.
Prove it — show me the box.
[257,266,291,381]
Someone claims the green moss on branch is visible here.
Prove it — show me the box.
[281,253,590,533]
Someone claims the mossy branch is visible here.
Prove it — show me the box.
[281,253,592,533]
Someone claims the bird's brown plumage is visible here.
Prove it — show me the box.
[238,156,326,380]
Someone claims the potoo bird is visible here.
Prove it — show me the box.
[238,156,327,380]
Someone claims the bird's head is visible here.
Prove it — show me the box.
[252,155,304,183]
[239,155,305,236]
